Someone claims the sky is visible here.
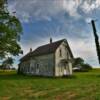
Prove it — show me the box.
[8,0,100,68]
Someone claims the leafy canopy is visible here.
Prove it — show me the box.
[0,0,23,60]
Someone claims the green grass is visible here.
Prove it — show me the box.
[0,69,100,100]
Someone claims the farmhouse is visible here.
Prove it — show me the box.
[18,39,74,77]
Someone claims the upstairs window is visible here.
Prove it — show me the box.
[67,52,69,59]
[65,46,67,51]
[59,49,62,57]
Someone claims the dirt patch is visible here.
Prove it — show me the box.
[33,91,47,97]
[55,91,78,100]
[0,96,11,100]
[18,87,34,97]
[66,92,78,100]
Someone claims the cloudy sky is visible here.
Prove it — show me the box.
[8,0,100,68]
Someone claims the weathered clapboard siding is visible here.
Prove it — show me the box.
[19,39,73,77]
[29,54,55,76]
[55,41,72,76]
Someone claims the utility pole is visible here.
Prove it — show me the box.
[91,20,100,64]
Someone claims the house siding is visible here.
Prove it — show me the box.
[19,60,30,74]
[19,54,55,76]
[55,41,73,76]
[19,39,73,77]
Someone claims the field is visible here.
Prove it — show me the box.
[0,69,100,100]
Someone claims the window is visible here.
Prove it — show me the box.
[28,66,30,73]
[59,49,62,57]
[65,46,67,51]
[37,64,39,67]
[67,52,69,59]
[36,64,39,74]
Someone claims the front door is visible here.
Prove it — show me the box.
[63,64,69,75]
[63,66,67,75]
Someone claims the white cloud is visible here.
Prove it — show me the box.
[68,37,99,66]
[20,35,99,67]
[81,1,95,13]
[80,0,100,13]
[8,0,100,22]
[7,0,100,67]
[63,0,80,17]
[85,17,92,23]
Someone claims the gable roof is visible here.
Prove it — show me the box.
[20,39,73,61]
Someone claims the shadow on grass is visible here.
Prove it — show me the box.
[96,75,100,78]
[0,71,77,80]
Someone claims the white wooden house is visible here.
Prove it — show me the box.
[18,39,74,77]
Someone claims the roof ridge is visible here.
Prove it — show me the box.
[36,39,65,48]
[20,39,66,61]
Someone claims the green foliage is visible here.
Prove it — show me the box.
[1,57,14,69]
[73,57,92,72]
[73,57,84,67]
[0,0,23,59]
[2,57,14,65]
[81,63,92,70]
[0,0,6,7]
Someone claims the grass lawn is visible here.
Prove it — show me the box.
[0,69,100,100]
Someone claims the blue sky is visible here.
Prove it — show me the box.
[8,0,100,68]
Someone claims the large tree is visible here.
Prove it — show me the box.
[73,57,92,71]
[2,57,14,69]
[73,57,84,67]
[0,0,23,61]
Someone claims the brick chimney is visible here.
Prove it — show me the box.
[30,48,32,52]
[50,37,52,44]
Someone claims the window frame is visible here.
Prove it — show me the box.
[59,49,62,57]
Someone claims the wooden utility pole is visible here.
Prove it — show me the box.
[91,20,100,64]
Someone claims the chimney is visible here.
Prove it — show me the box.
[50,37,52,44]
[30,48,32,52]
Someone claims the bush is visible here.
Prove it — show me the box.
[81,63,92,70]
[73,64,92,72]
[73,68,89,72]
